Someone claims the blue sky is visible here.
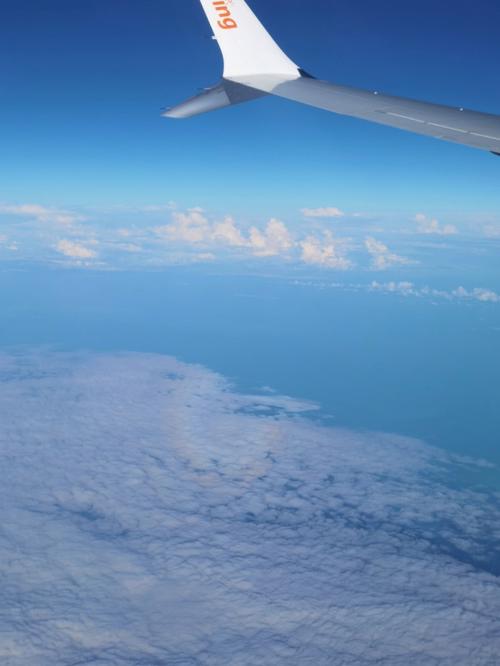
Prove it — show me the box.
[1,0,500,214]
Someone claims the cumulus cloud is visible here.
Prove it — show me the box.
[154,209,353,269]
[0,203,84,226]
[56,239,97,259]
[365,236,413,270]
[212,215,248,247]
[0,350,499,665]
[248,218,293,257]
[155,207,210,244]
[301,207,345,219]
[415,213,458,236]
[300,231,352,269]
[155,209,251,250]
[452,286,500,303]
[157,211,294,257]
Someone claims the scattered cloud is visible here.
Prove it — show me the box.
[451,286,500,303]
[0,235,18,252]
[370,281,500,303]
[158,251,216,265]
[301,207,345,219]
[370,280,417,296]
[154,209,351,268]
[300,231,352,269]
[365,236,413,270]
[0,203,84,226]
[294,279,500,305]
[56,239,97,260]
[0,350,499,664]
[140,202,177,213]
[2,202,498,274]
[114,242,143,253]
[415,213,458,236]
[483,224,500,239]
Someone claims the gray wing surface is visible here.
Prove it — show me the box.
[226,75,500,153]
[265,77,500,153]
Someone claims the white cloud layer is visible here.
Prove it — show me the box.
[0,351,499,664]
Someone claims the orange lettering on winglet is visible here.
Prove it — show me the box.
[213,0,238,29]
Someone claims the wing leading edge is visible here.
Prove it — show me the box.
[163,0,500,154]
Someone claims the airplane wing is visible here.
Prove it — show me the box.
[163,0,500,155]
[234,75,500,153]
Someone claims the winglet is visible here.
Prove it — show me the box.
[162,80,266,119]
[199,0,300,79]
[163,0,300,120]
